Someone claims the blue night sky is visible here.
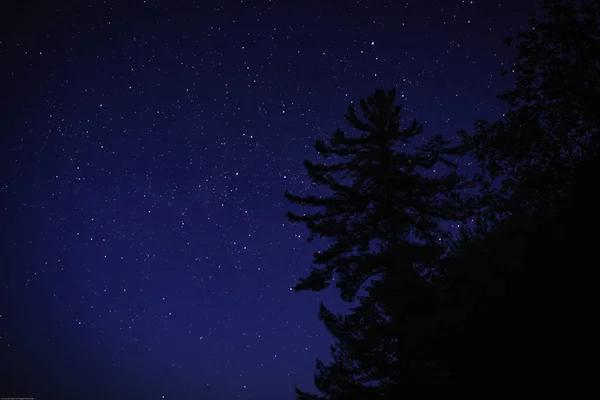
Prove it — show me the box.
[1,0,535,398]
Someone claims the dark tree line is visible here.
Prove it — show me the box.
[285,0,599,394]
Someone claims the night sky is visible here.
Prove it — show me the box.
[1,0,536,398]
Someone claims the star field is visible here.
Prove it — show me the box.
[1,0,537,398]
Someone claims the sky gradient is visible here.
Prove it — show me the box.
[1,0,536,398]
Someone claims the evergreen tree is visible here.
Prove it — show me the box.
[460,0,600,216]
[285,89,475,397]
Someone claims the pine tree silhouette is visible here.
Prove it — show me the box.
[285,89,475,397]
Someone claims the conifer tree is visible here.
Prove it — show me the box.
[285,89,475,397]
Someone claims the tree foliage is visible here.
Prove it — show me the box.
[286,89,474,397]
[461,0,600,215]
[442,0,600,382]
[436,153,600,382]
[285,89,475,302]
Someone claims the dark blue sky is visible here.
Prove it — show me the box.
[1,0,535,398]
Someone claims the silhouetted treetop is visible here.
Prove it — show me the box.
[461,0,600,214]
[285,89,476,302]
